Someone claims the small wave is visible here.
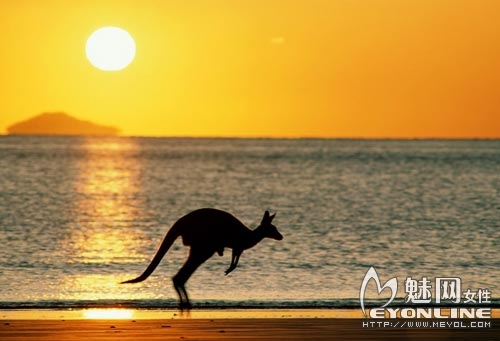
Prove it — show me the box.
[1,298,499,310]
[0,299,355,310]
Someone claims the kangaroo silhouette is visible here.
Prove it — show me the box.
[121,208,283,310]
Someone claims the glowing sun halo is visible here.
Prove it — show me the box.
[86,26,136,71]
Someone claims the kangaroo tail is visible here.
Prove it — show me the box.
[121,224,181,284]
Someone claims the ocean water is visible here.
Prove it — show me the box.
[0,136,499,309]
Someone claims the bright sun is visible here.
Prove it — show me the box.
[85,26,136,71]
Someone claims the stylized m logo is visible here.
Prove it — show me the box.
[360,267,398,317]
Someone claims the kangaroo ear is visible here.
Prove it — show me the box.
[269,212,276,222]
[262,210,270,223]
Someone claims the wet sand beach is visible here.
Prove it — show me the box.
[1,313,499,341]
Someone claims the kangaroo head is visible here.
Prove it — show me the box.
[259,210,283,240]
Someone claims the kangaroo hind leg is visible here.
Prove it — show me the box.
[172,247,214,310]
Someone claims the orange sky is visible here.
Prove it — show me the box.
[0,0,499,138]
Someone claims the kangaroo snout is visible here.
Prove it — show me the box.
[273,231,283,240]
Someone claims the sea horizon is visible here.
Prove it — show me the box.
[1,134,500,140]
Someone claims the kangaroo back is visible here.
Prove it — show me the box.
[121,224,181,284]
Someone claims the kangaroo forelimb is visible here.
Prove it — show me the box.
[225,251,241,275]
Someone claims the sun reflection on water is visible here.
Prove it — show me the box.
[60,138,151,300]
[69,137,146,264]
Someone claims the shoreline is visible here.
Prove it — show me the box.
[0,308,363,320]
[1,308,499,320]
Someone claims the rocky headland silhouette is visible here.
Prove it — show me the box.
[7,112,119,136]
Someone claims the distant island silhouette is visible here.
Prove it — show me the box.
[7,112,119,136]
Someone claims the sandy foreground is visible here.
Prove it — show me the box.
[0,318,498,341]
[1,312,499,341]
